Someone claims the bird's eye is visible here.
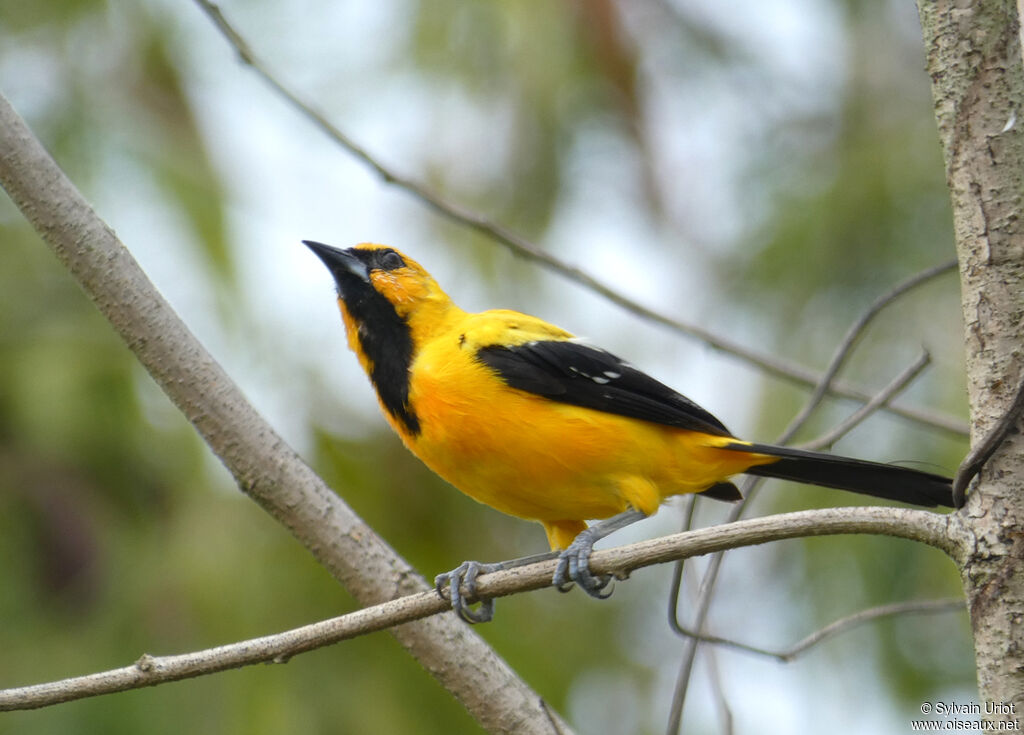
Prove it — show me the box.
[377,250,405,271]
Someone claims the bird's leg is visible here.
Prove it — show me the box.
[435,550,560,623]
[436,508,648,620]
[553,509,648,598]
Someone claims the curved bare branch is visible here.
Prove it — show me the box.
[669,597,964,662]
[0,505,962,712]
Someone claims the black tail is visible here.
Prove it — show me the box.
[726,442,954,508]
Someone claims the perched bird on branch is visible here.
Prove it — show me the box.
[305,241,953,622]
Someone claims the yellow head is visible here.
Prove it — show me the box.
[304,241,459,435]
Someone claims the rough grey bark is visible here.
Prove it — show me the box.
[918,0,1024,719]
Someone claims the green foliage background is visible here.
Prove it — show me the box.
[0,1,972,733]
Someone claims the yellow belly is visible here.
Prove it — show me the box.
[402,349,768,525]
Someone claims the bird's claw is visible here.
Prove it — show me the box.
[435,561,496,624]
[552,533,613,599]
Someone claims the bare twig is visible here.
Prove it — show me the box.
[665,497,704,733]
[666,496,699,637]
[191,0,967,438]
[666,351,935,729]
[952,366,1024,507]
[0,92,567,734]
[801,350,932,451]
[661,597,964,662]
[664,260,953,733]
[770,597,965,661]
[0,591,449,712]
[669,554,735,734]
[0,506,960,712]
[704,639,735,735]
[666,492,742,734]
[779,259,956,439]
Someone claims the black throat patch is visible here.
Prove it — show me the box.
[345,288,420,436]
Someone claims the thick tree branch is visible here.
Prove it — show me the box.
[0,505,963,712]
[919,0,1024,720]
[0,92,568,734]
[193,0,966,438]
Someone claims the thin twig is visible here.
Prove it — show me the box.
[801,350,932,451]
[666,350,934,729]
[191,0,967,438]
[660,597,964,662]
[664,261,951,732]
[666,496,699,635]
[666,350,934,727]
[665,498,716,734]
[666,493,742,735]
[0,506,959,712]
[704,640,735,735]
[773,597,964,661]
[952,366,1024,507]
[778,260,956,439]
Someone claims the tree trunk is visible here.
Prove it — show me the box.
[918,0,1024,719]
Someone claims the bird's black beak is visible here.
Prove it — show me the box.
[303,240,370,283]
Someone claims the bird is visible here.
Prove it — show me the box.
[304,240,954,623]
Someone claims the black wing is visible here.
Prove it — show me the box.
[476,340,733,437]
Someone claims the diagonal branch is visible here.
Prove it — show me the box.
[779,260,955,438]
[192,0,967,439]
[0,505,962,712]
[801,350,932,451]
[0,92,568,734]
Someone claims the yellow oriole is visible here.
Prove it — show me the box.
[305,241,952,622]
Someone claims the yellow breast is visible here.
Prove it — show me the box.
[399,310,760,524]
